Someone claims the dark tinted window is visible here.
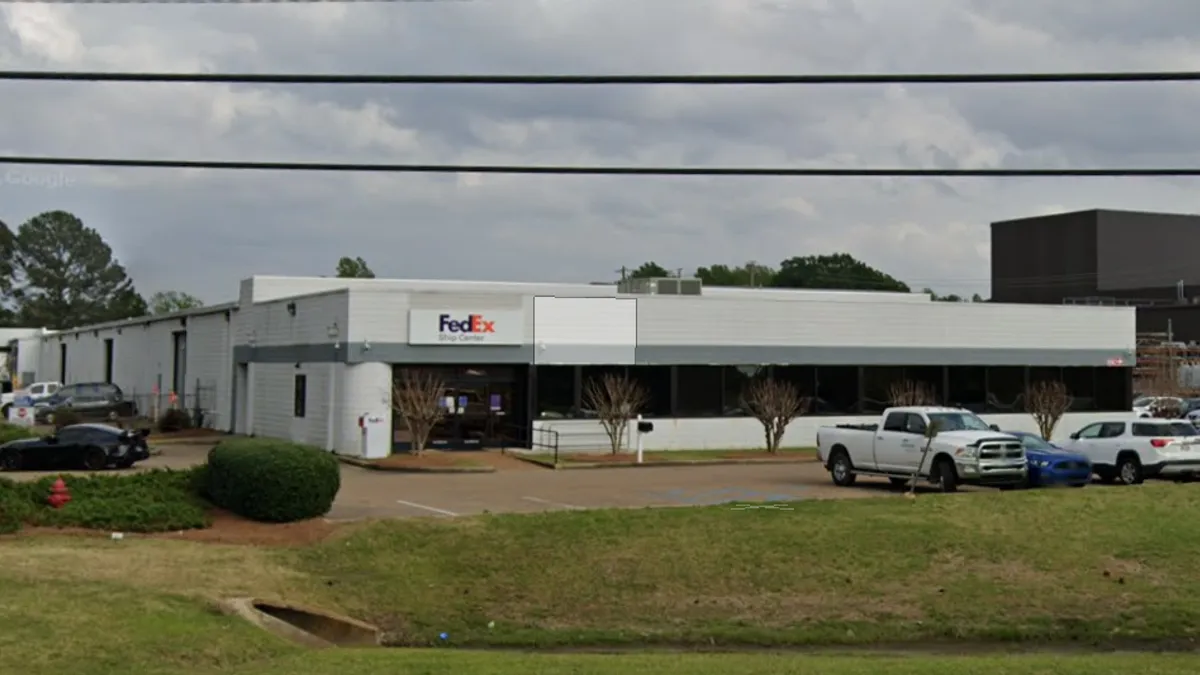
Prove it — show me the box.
[882,412,906,431]
[55,427,88,444]
[1099,423,1126,438]
[1132,422,1197,437]
[0,381,11,394]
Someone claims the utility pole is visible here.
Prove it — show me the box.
[616,266,628,281]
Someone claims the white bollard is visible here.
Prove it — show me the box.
[636,414,644,463]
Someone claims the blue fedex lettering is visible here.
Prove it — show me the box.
[438,313,496,335]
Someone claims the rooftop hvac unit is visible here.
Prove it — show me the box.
[617,277,703,295]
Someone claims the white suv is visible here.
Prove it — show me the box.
[1059,419,1200,485]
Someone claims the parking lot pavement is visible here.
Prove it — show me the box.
[327,461,911,521]
[3,442,212,481]
[2,443,961,521]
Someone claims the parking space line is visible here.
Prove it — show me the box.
[396,500,459,517]
[522,496,585,510]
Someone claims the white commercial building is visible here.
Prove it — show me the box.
[11,275,1137,455]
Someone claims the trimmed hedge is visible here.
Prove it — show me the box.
[0,469,209,533]
[203,438,340,523]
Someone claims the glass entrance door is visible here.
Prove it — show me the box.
[439,379,513,450]
[395,365,525,452]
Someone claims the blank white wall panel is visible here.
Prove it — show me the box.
[533,296,637,364]
[535,411,1131,452]
[635,297,1134,352]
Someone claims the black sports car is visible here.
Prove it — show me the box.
[0,423,151,472]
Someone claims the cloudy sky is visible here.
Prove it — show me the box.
[1,0,1199,303]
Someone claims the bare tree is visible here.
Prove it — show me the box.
[743,378,810,454]
[1024,381,1073,440]
[887,380,938,406]
[906,419,943,497]
[582,373,649,454]
[392,369,448,455]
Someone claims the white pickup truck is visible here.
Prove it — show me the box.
[1,381,62,419]
[1058,418,1200,485]
[816,406,1027,492]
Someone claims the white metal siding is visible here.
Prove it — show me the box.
[185,312,234,429]
[635,297,1135,351]
[238,291,350,347]
[346,289,526,343]
[533,297,637,364]
[535,411,1127,452]
[25,310,233,425]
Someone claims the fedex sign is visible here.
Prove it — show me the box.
[408,309,522,345]
[438,313,495,341]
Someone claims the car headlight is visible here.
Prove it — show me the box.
[1035,460,1049,468]
[955,446,977,459]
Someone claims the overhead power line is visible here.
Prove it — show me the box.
[0,0,466,3]
[4,70,1200,85]
[4,156,1200,176]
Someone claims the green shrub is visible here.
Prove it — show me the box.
[51,409,82,428]
[24,470,209,533]
[205,438,340,523]
[0,423,37,445]
[0,478,34,534]
[157,408,193,433]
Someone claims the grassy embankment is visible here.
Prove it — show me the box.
[4,482,1200,674]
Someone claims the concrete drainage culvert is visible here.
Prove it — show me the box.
[222,598,381,648]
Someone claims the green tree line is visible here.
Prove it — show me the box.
[619,256,985,301]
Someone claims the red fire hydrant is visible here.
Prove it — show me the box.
[47,477,71,509]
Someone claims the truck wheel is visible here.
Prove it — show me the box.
[829,450,857,487]
[0,404,10,420]
[1116,454,1144,486]
[931,457,959,493]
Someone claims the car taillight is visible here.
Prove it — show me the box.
[1151,438,1170,448]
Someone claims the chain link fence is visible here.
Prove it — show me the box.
[126,379,219,429]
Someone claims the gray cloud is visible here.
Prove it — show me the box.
[2,0,1200,304]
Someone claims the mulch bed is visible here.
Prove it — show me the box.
[365,451,537,471]
[10,509,345,547]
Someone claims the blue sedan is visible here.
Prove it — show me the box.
[1004,431,1092,488]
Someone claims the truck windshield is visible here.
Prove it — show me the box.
[927,412,992,432]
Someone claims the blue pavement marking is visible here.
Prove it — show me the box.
[645,486,808,506]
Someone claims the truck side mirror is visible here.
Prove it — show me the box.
[637,421,654,434]
[1069,432,1079,440]
[988,424,1000,431]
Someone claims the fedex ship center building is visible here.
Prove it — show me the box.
[221,274,1135,457]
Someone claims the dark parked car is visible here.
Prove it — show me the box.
[0,423,151,471]
[36,382,137,424]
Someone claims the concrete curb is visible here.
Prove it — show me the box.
[509,454,817,470]
[336,456,496,474]
[147,436,229,446]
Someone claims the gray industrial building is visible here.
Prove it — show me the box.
[990,208,1200,341]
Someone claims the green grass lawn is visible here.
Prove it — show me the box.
[219,652,1200,675]
[288,482,1200,647]
[6,483,1200,674]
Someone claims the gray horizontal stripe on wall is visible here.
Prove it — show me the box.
[233,343,535,364]
[235,342,1132,367]
[634,345,1133,367]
